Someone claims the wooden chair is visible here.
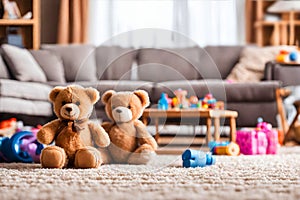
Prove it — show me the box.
[284,99,300,144]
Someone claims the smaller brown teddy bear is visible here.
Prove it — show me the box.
[100,90,158,164]
[37,85,110,168]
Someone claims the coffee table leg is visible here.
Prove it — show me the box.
[229,117,236,142]
[206,117,212,144]
[214,117,220,141]
[155,118,160,141]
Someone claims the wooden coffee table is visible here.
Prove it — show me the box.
[142,108,238,144]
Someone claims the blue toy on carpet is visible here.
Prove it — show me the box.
[0,131,44,163]
[182,149,216,168]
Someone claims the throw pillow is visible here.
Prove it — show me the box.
[30,50,66,83]
[41,44,97,82]
[1,44,47,82]
[226,46,296,82]
[0,56,10,79]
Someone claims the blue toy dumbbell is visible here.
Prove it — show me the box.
[182,149,216,168]
[0,131,44,163]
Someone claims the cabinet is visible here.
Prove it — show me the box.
[246,0,300,46]
[0,0,40,49]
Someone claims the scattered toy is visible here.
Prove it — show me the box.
[174,88,189,109]
[236,118,278,155]
[158,93,169,110]
[0,131,44,163]
[209,141,240,156]
[276,49,300,63]
[202,93,217,109]
[182,149,216,168]
[0,118,17,137]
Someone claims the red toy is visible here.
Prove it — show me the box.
[0,118,17,137]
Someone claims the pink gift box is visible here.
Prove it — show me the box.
[236,130,268,155]
[236,128,278,155]
[265,130,278,154]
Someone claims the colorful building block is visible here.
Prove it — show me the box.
[182,149,216,168]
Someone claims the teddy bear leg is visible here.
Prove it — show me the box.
[97,148,114,164]
[127,144,156,165]
[74,146,102,168]
[40,146,68,168]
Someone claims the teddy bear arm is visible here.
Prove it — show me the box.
[88,122,110,147]
[101,121,114,133]
[134,120,158,150]
[37,119,61,145]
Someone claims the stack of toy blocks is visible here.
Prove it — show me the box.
[236,119,278,155]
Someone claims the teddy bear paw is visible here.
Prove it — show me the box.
[40,146,67,168]
[74,147,102,168]
[127,150,156,165]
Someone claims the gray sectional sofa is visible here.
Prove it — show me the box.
[0,44,281,127]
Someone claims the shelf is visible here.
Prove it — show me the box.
[246,0,300,46]
[0,0,40,49]
[0,19,35,26]
[255,21,290,28]
[255,20,300,27]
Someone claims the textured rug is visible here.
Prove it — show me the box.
[1,147,300,200]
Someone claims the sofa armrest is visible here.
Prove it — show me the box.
[264,61,276,81]
[264,61,300,87]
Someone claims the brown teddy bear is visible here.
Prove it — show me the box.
[37,85,110,168]
[100,90,158,164]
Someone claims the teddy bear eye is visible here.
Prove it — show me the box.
[112,106,116,109]
[75,101,80,106]
[127,105,131,109]
[62,101,67,105]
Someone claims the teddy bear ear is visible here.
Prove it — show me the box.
[85,87,100,104]
[101,90,116,104]
[133,90,150,108]
[49,86,64,102]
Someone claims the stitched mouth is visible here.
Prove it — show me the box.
[63,112,76,118]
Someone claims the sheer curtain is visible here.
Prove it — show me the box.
[88,0,245,47]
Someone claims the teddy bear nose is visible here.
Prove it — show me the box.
[66,107,72,112]
[116,109,122,113]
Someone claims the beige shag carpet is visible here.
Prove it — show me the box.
[1,147,300,200]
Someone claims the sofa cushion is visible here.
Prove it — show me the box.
[77,80,154,109]
[42,44,97,82]
[0,97,53,116]
[1,44,47,82]
[200,46,244,79]
[153,80,227,103]
[137,47,201,82]
[0,56,10,79]
[30,50,66,83]
[223,81,280,102]
[0,79,52,101]
[153,80,280,104]
[95,46,137,80]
